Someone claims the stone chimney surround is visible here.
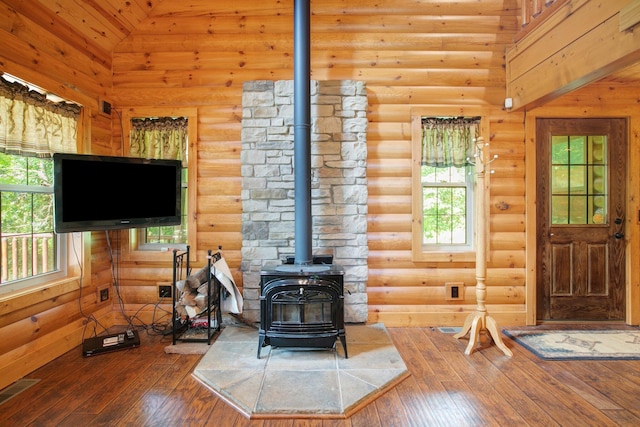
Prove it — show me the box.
[240,79,368,324]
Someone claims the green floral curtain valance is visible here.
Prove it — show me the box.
[130,117,188,165]
[421,117,480,167]
[0,75,81,157]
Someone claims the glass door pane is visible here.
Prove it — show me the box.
[550,135,607,225]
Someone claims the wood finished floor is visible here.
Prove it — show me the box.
[2,324,640,426]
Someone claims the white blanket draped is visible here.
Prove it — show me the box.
[210,255,243,314]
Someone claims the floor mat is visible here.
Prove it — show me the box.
[503,329,640,360]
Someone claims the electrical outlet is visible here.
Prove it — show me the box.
[99,287,109,302]
[158,285,172,299]
[445,282,464,301]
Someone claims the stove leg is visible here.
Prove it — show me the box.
[257,335,265,359]
[339,333,348,358]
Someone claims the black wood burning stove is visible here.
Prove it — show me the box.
[257,264,347,359]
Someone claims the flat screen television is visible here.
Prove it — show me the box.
[53,153,182,233]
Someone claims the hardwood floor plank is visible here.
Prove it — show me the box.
[321,418,352,427]
[389,329,470,425]
[349,401,381,427]
[601,408,640,426]
[491,356,617,426]
[442,350,529,426]
[538,364,621,410]
[4,327,640,426]
[86,363,173,426]
[142,374,216,426]
[373,388,411,426]
[0,348,113,424]
[396,376,441,425]
[73,350,161,414]
[401,328,459,380]
[116,387,177,426]
[260,420,294,427]
[542,360,640,422]
[463,345,560,426]
[51,413,98,426]
[440,379,504,427]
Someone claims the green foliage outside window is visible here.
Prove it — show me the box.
[145,177,187,244]
[129,116,188,247]
[421,164,470,245]
[0,153,56,282]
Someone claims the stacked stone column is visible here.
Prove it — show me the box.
[241,80,368,323]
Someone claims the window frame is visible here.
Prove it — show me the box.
[0,176,66,293]
[411,109,489,263]
[121,107,198,263]
[420,163,475,250]
[0,131,86,296]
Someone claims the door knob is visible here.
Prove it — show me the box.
[614,232,624,239]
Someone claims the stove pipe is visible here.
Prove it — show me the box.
[293,0,312,265]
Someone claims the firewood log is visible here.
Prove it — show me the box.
[179,291,197,307]
[185,264,209,289]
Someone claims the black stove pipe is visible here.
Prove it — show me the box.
[293,0,313,265]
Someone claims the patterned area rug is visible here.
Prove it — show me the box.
[503,330,640,360]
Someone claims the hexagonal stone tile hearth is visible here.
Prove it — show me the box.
[192,323,409,419]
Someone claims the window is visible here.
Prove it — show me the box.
[412,114,483,262]
[550,135,607,225]
[129,116,188,249]
[144,163,188,245]
[0,154,62,287]
[0,74,81,292]
[421,163,473,247]
[121,108,197,262]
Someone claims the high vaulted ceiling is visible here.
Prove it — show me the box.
[6,0,639,93]
[5,0,165,65]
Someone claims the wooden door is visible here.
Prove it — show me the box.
[536,118,627,321]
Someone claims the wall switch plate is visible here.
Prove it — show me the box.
[445,282,464,301]
[99,287,109,302]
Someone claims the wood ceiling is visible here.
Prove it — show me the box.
[5,0,165,66]
[7,0,636,90]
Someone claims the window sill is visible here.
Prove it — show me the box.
[0,275,82,307]
[412,250,476,263]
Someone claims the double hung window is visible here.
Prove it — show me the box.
[0,74,80,292]
[121,108,197,261]
[129,117,188,249]
[412,116,480,262]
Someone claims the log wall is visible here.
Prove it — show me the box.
[0,2,119,389]
[109,0,527,327]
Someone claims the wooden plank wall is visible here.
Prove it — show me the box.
[0,1,119,389]
[110,0,527,327]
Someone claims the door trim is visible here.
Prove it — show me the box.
[524,109,637,325]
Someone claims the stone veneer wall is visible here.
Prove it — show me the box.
[241,80,368,324]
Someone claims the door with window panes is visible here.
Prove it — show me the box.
[536,118,626,321]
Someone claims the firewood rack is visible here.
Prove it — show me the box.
[172,246,223,345]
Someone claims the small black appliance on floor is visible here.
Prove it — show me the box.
[82,329,140,357]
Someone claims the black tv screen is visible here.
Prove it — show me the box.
[53,153,182,233]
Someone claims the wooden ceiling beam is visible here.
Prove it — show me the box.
[505,0,640,111]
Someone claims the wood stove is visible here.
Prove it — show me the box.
[257,264,347,358]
